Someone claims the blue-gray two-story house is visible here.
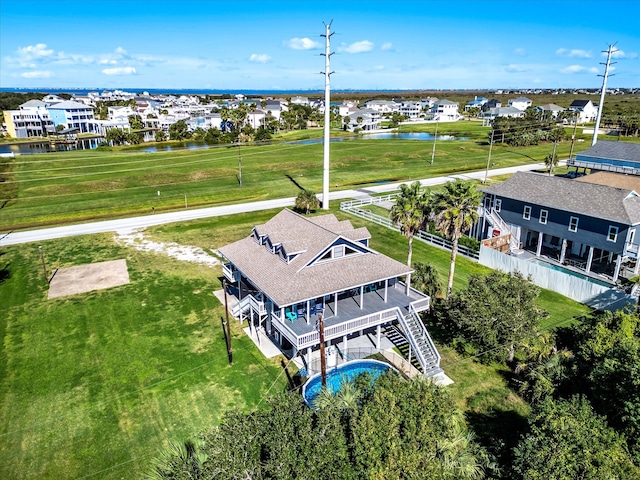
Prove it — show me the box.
[479,171,640,282]
[569,140,640,176]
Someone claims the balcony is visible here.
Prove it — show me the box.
[270,284,429,350]
[222,263,241,283]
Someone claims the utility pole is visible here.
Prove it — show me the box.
[569,112,579,162]
[592,43,617,146]
[483,129,494,183]
[430,121,439,165]
[222,279,233,365]
[237,143,242,186]
[318,311,327,389]
[321,21,334,210]
[38,245,48,283]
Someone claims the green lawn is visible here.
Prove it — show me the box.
[0,126,595,231]
[0,233,291,479]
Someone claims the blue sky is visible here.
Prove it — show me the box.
[1,0,638,91]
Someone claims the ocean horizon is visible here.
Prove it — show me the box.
[0,87,487,96]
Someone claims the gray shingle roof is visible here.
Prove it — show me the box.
[219,209,411,306]
[481,171,640,225]
[577,140,640,164]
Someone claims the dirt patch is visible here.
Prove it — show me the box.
[115,228,219,267]
[48,259,130,299]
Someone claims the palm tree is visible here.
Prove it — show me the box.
[295,189,320,214]
[390,181,431,292]
[544,152,559,176]
[432,180,482,298]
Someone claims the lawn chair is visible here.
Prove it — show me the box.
[285,308,297,322]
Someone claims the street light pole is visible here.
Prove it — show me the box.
[430,121,439,165]
[483,129,495,183]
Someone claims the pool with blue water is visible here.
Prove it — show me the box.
[302,359,395,407]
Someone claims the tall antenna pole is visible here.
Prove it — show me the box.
[592,43,617,146]
[321,22,334,209]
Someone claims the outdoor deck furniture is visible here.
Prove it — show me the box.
[286,310,297,322]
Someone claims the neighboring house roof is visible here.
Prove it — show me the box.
[435,99,458,106]
[483,106,523,117]
[47,100,92,110]
[20,99,47,109]
[537,103,565,112]
[481,171,640,225]
[218,209,411,306]
[569,99,591,107]
[576,171,640,192]
[511,97,531,103]
[576,141,640,164]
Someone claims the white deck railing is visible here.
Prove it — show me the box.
[340,197,479,260]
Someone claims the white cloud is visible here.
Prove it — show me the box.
[513,48,526,56]
[100,59,117,65]
[21,70,53,78]
[506,64,528,72]
[338,41,374,54]
[18,43,54,59]
[608,49,638,59]
[102,66,137,75]
[556,48,592,58]
[560,65,599,74]
[249,53,271,63]
[286,37,322,50]
[381,42,393,51]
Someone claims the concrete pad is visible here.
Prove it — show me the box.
[242,326,283,359]
[48,259,129,299]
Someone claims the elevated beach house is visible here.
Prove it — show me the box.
[218,209,442,377]
[479,171,640,283]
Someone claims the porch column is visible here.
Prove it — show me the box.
[613,254,622,283]
[608,251,614,263]
[586,246,594,273]
[306,300,310,324]
[360,286,364,310]
[536,232,544,257]
[334,292,338,316]
[384,279,388,302]
[559,239,567,264]
[376,324,381,350]
[307,347,312,371]
[408,344,412,365]
[237,278,243,324]
[250,309,255,337]
[343,335,348,356]
[634,257,640,275]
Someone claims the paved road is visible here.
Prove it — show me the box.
[0,161,554,246]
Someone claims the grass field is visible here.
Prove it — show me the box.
[0,227,293,479]
[0,206,593,479]
[0,121,596,231]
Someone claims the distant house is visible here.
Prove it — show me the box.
[47,100,98,133]
[479,106,525,124]
[3,99,55,138]
[479,171,640,283]
[362,100,398,114]
[343,108,381,131]
[464,96,488,111]
[219,209,442,376]
[290,96,310,106]
[507,97,533,111]
[568,99,598,123]
[398,101,422,119]
[482,99,502,111]
[429,99,462,121]
[569,141,640,176]
[535,103,565,119]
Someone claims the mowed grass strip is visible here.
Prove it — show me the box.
[0,233,290,479]
[0,126,593,230]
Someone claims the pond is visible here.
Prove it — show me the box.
[0,137,102,155]
[302,359,395,408]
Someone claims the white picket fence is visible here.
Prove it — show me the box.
[340,196,479,261]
